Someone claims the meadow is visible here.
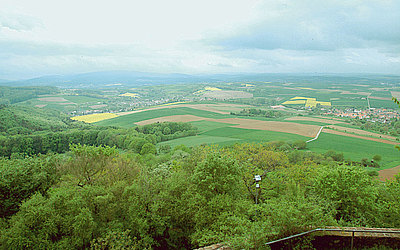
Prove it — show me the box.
[307,132,400,169]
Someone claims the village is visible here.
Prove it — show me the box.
[324,107,400,123]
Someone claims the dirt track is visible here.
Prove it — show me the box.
[379,165,400,181]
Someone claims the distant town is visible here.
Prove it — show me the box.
[324,108,400,123]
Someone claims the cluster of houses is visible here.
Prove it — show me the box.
[324,108,400,123]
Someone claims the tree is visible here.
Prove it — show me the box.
[313,165,379,225]
[63,144,118,186]
[292,140,307,150]
[372,154,382,162]
[0,155,58,218]
[140,143,156,155]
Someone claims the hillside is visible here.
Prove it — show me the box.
[0,105,77,135]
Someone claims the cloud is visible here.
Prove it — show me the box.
[211,0,400,52]
[0,0,399,78]
[0,12,42,31]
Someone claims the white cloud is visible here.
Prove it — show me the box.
[0,0,399,78]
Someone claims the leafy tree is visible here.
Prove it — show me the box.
[140,143,156,155]
[0,155,58,218]
[313,165,379,225]
[372,154,382,162]
[292,140,307,150]
[62,144,118,187]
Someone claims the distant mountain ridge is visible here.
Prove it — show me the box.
[2,71,209,88]
[1,71,399,88]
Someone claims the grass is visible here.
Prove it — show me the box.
[161,125,309,148]
[307,132,400,169]
[190,120,233,133]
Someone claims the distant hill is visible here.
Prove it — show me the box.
[1,71,399,88]
[3,71,211,88]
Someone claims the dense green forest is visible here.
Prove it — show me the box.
[1,142,399,249]
[0,105,399,249]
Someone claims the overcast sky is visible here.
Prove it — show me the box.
[0,0,399,79]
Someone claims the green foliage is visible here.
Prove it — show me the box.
[313,165,379,226]
[140,143,156,155]
[0,155,59,218]
[0,86,58,105]
[0,141,399,249]
[90,230,138,250]
[135,121,198,142]
[0,105,82,135]
[231,108,286,118]
[292,140,307,150]
[191,152,243,199]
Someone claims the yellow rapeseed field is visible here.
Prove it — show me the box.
[205,87,221,91]
[305,99,317,107]
[119,92,139,97]
[283,96,331,107]
[291,96,310,100]
[282,100,306,105]
[71,113,118,123]
[157,102,187,107]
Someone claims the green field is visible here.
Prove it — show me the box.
[60,95,104,104]
[160,121,309,148]
[95,107,230,127]
[307,132,400,169]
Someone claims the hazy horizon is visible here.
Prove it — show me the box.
[1,0,399,79]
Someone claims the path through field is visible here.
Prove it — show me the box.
[306,126,324,143]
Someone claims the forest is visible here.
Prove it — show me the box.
[0,105,399,249]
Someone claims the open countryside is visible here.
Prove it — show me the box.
[1,0,400,248]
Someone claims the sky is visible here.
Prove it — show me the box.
[0,0,399,79]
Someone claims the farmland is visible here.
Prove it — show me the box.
[94,101,400,170]
[71,113,119,123]
[8,75,400,173]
